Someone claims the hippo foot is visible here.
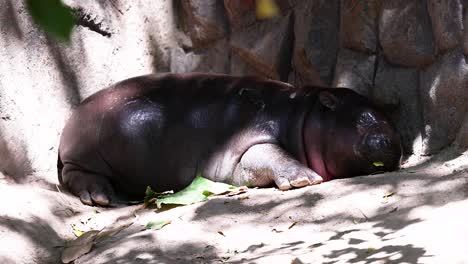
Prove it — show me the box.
[234,143,323,191]
[274,168,323,191]
[62,170,114,206]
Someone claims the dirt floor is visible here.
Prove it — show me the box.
[1,147,467,264]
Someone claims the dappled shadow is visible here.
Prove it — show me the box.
[76,231,222,264]
[190,192,324,222]
[228,241,308,264]
[231,239,428,264]
[0,0,33,182]
[0,216,63,263]
[349,162,467,202]
[26,152,465,263]
[225,218,429,263]
[406,146,466,169]
[0,257,15,264]
[1,0,23,42]
[44,35,82,106]
[0,129,33,182]
[328,229,361,240]
[322,244,428,264]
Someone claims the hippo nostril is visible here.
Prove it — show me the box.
[383,138,390,145]
[360,133,401,169]
[364,134,389,149]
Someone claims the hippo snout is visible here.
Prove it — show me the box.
[359,132,402,171]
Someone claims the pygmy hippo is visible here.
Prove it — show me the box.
[58,73,402,206]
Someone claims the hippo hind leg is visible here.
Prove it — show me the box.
[60,163,114,206]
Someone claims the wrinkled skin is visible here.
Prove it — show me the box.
[58,73,402,206]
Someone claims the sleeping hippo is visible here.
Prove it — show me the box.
[58,73,402,206]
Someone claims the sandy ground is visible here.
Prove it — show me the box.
[1,148,467,264]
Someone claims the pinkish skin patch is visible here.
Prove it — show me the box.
[307,154,333,182]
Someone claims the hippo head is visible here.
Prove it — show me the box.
[303,88,402,182]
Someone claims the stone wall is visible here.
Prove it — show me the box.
[0,0,467,183]
[175,0,468,156]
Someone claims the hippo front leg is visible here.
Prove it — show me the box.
[60,165,114,206]
[233,143,323,190]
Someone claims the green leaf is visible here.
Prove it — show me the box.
[154,176,235,208]
[71,225,84,237]
[26,0,77,41]
[144,186,157,203]
[144,186,174,205]
[145,220,171,230]
[373,161,385,167]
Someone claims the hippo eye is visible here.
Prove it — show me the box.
[358,112,378,126]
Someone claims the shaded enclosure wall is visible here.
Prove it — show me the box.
[0,0,467,184]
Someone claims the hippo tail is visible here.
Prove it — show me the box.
[57,153,64,185]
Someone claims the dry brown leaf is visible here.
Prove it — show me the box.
[272,221,298,233]
[288,221,298,229]
[61,220,134,263]
[211,186,249,197]
[95,221,133,243]
[272,228,283,233]
[61,230,100,263]
[226,186,249,196]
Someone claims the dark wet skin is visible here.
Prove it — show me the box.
[58,73,402,206]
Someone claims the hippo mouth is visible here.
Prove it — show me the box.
[306,154,333,182]
[302,109,333,182]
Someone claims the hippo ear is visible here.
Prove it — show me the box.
[318,91,339,111]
